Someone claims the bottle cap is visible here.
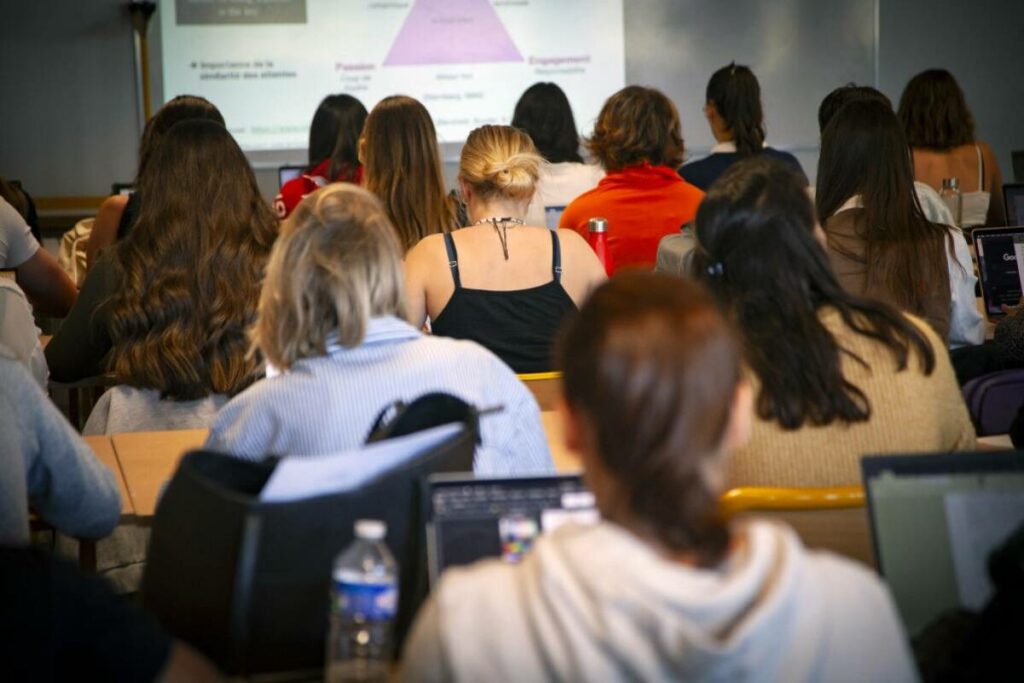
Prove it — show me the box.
[942,177,960,189]
[355,519,387,540]
[588,217,608,233]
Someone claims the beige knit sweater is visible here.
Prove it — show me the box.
[726,308,976,489]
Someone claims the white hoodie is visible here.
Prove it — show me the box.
[401,520,917,682]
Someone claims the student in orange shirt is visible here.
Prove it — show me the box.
[560,86,704,270]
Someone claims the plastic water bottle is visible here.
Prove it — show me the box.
[588,217,614,276]
[940,177,963,229]
[326,520,398,682]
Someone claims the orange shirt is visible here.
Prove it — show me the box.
[560,163,704,270]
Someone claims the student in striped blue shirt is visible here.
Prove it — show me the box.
[204,184,554,476]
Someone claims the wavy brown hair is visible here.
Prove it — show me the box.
[586,86,685,172]
[137,95,224,182]
[362,95,458,251]
[107,119,278,400]
[557,273,739,567]
[898,69,976,151]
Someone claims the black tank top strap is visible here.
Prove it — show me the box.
[550,230,563,283]
[442,232,462,289]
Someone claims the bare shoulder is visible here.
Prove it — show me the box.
[98,194,129,215]
[405,231,449,264]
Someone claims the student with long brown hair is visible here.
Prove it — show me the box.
[401,273,916,682]
[46,119,277,433]
[816,98,955,341]
[360,95,460,251]
[86,95,225,269]
[404,124,605,373]
[559,86,704,271]
[899,69,1006,228]
[695,156,973,487]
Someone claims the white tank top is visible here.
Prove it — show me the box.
[960,145,990,228]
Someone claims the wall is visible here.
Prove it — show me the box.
[0,1,141,199]
[1,1,1021,203]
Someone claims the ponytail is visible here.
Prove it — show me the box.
[707,63,766,156]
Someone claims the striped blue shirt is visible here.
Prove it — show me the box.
[204,316,554,476]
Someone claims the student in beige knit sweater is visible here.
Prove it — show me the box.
[693,157,975,488]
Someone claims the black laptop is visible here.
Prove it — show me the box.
[425,474,598,584]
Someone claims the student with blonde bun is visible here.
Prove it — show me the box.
[404,125,606,373]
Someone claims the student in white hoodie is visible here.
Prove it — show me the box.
[401,273,918,683]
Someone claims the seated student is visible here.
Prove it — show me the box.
[510,82,604,227]
[361,95,461,252]
[817,99,957,342]
[680,62,806,191]
[404,125,605,373]
[0,278,46,388]
[0,196,76,317]
[559,86,704,270]
[400,273,917,682]
[273,94,367,219]
[0,348,119,545]
[899,69,1006,228]
[693,157,974,488]
[204,184,553,476]
[86,95,225,270]
[45,119,277,433]
[817,84,984,349]
[1,546,220,681]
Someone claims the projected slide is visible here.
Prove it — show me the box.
[161,0,625,151]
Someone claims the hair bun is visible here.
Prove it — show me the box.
[461,126,543,202]
[488,155,537,200]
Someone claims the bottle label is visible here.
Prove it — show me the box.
[334,580,398,620]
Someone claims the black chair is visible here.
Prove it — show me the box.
[141,424,475,676]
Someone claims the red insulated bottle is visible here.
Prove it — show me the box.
[587,217,614,276]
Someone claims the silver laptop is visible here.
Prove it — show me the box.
[861,452,1024,636]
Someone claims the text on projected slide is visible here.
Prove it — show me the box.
[162,0,625,150]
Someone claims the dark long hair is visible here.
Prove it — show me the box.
[898,69,976,150]
[694,156,935,429]
[817,84,891,134]
[511,82,583,164]
[307,94,368,181]
[706,63,765,156]
[557,273,739,567]
[108,120,278,400]
[816,98,950,320]
[137,95,224,182]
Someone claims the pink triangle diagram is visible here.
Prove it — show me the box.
[384,0,523,67]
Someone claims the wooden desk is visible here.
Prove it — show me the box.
[541,410,578,473]
[88,415,574,519]
[83,435,132,516]
[112,429,208,518]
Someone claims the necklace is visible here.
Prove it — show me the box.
[472,216,524,260]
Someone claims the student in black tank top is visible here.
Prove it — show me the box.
[404,125,606,374]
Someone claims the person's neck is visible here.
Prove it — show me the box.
[467,197,529,224]
[712,127,734,144]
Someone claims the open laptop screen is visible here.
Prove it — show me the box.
[861,452,1024,636]
[425,474,598,583]
[973,227,1024,318]
[1004,183,1024,226]
[278,165,305,189]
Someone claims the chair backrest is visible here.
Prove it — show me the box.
[1013,149,1024,183]
[518,371,561,411]
[963,369,1024,436]
[720,486,874,567]
[142,426,475,676]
